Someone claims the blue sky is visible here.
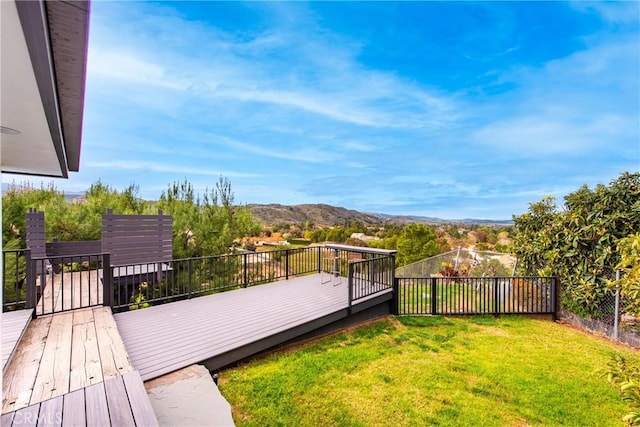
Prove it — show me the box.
[6,1,640,220]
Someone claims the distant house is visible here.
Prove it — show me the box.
[350,233,380,242]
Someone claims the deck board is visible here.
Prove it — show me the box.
[2,309,33,370]
[30,312,74,405]
[116,274,392,380]
[2,316,53,413]
[2,372,157,427]
[2,308,133,414]
[36,271,102,316]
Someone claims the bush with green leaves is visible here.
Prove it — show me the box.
[603,354,640,425]
[611,232,640,317]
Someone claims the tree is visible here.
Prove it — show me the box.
[395,223,440,267]
[157,177,260,258]
[2,182,63,248]
[512,172,640,317]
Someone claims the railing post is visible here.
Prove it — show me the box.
[243,253,248,288]
[317,246,321,274]
[493,277,500,316]
[188,258,193,299]
[348,262,354,315]
[25,249,35,310]
[369,259,375,291]
[285,249,290,280]
[431,277,437,315]
[102,253,112,308]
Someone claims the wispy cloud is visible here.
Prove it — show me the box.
[7,1,635,220]
[85,160,260,179]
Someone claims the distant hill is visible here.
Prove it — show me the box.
[247,203,382,227]
[247,203,512,227]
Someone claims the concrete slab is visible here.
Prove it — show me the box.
[145,365,235,426]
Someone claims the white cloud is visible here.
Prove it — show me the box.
[571,2,640,25]
[87,2,461,131]
[88,49,190,90]
[85,160,260,179]
[470,34,639,157]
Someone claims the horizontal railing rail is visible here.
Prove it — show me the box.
[395,276,557,316]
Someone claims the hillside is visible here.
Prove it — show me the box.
[247,203,512,227]
[247,203,382,227]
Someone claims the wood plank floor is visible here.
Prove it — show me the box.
[2,309,33,370]
[36,270,103,316]
[115,274,392,381]
[1,371,158,427]
[2,307,133,414]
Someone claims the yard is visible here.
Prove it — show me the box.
[219,315,640,426]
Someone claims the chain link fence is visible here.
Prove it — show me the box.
[395,247,517,278]
[559,268,639,348]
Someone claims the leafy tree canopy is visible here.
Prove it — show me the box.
[395,223,440,267]
[157,177,261,258]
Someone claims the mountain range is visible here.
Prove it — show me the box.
[247,203,512,227]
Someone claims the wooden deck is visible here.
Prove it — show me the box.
[2,307,133,414]
[36,270,103,316]
[115,274,393,381]
[2,309,33,370]
[1,371,158,427]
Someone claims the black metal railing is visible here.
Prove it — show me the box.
[395,276,557,316]
[109,246,324,311]
[4,244,400,315]
[348,255,396,310]
[32,253,106,315]
[3,249,29,311]
[2,250,108,314]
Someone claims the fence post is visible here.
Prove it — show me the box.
[431,277,437,315]
[553,276,561,321]
[285,249,290,280]
[102,253,112,308]
[493,277,500,316]
[614,269,620,341]
[25,250,35,310]
[392,278,399,315]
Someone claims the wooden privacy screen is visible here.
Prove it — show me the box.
[25,210,47,259]
[101,210,172,267]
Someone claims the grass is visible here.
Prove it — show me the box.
[218,316,640,427]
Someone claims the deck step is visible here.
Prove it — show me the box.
[0,371,158,427]
[2,309,33,371]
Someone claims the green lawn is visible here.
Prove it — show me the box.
[218,316,640,427]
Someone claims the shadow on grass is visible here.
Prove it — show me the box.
[397,315,453,327]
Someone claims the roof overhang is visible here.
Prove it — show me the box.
[1,0,90,178]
